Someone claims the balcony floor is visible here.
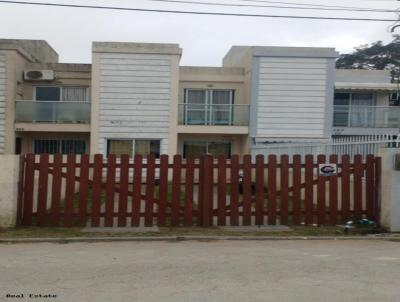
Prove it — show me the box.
[15,123,90,133]
[177,125,248,135]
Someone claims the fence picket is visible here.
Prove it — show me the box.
[132,154,143,227]
[317,154,326,226]
[117,154,129,227]
[268,155,277,225]
[50,154,62,227]
[184,156,195,226]
[365,154,375,220]
[230,155,239,226]
[217,155,227,226]
[202,155,213,227]
[91,154,103,227]
[292,155,302,225]
[64,154,76,228]
[305,155,314,225]
[145,155,156,227]
[37,154,49,227]
[78,154,90,227]
[353,154,363,218]
[171,155,182,226]
[243,154,252,226]
[279,155,289,225]
[22,154,35,226]
[255,155,265,225]
[341,155,351,223]
[329,154,338,225]
[157,155,168,226]
[104,154,116,227]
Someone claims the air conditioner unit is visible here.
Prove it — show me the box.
[23,69,54,81]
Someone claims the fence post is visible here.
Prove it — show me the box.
[379,148,399,231]
[0,155,21,228]
[201,155,213,227]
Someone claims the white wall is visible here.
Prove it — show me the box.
[0,51,5,154]
[252,56,334,140]
[96,52,173,154]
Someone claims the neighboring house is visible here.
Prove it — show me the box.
[0,39,398,158]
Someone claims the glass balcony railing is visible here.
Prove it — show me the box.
[333,105,400,128]
[178,103,249,126]
[15,101,91,124]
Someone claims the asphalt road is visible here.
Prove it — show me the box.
[1,240,400,302]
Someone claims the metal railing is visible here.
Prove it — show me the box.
[15,101,91,124]
[251,134,400,161]
[333,105,400,128]
[178,103,249,126]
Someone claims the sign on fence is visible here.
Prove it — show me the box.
[318,163,337,176]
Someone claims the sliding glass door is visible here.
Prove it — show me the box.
[184,89,234,125]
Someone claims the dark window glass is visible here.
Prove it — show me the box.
[135,140,161,158]
[107,140,133,156]
[208,142,231,158]
[61,140,86,154]
[35,87,61,101]
[334,93,350,106]
[34,140,59,154]
[15,137,21,154]
[183,141,207,158]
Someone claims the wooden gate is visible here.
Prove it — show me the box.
[17,153,381,228]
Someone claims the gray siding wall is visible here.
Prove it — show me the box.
[252,57,333,139]
[97,53,172,154]
[0,51,5,153]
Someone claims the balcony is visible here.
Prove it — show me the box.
[15,101,91,124]
[333,106,400,134]
[178,103,249,126]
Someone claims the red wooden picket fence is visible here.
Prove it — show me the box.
[17,153,381,228]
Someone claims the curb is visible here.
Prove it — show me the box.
[0,235,399,244]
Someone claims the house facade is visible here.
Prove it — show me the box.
[0,39,398,158]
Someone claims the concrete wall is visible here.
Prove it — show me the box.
[0,155,20,227]
[380,148,400,232]
[0,51,5,153]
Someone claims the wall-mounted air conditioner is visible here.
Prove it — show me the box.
[23,70,55,81]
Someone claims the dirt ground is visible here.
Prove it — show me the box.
[1,240,400,302]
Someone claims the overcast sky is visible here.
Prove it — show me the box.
[0,0,398,65]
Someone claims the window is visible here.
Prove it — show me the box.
[107,140,133,156]
[34,139,86,154]
[35,87,60,101]
[107,139,161,158]
[135,140,161,158]
[34,86,88,102]
[183,141,207,158]
[61,140,86,154]
[184,89,234,125]
[333,92,375,127]
[183,141,231,158]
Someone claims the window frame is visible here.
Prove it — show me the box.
[182,140,232,158]
[106,138,162,158]
[33,139,87,154]
[33,86,89,102]
[183,88,235,125]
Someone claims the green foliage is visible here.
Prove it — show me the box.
[336,40,400,71]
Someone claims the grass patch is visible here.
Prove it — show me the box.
[0,226,354,239]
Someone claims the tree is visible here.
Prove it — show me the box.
[335,41,400,71]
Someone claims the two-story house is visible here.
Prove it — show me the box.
[0,39,398,158]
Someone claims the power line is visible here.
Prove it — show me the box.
[0,0,397,21]
[145,0,399,13]
[241,0,396,10]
